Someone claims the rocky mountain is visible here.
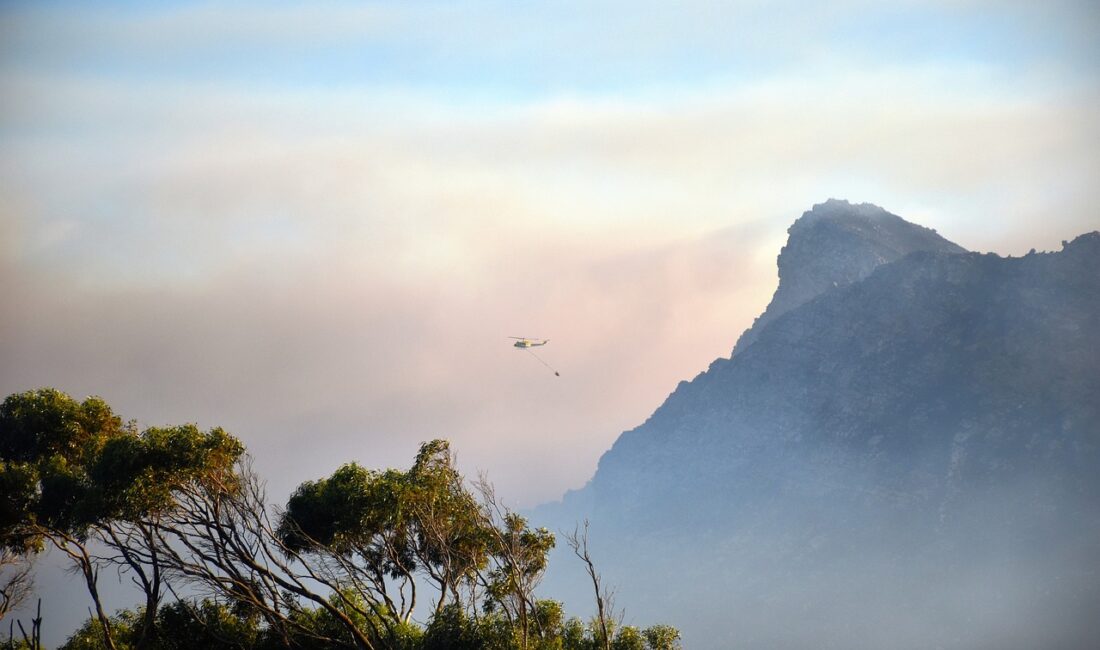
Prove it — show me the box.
[733,199,967,352]
[537,201,1100,650]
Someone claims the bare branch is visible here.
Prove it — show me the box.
[0,550,33,622]
[564,520,617,650]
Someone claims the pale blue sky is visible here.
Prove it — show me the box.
[3,1,1097,92]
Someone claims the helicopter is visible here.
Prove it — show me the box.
[509,337,559,376]
[509,337,549,349]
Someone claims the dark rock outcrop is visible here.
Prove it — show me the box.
[734,199,966,353]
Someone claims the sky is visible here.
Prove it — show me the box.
[2,0,1099,516]
[3,1,1100,642]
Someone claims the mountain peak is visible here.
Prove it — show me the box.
[794,199,953,240]
[798,197,894,222]
[733,200,966,352]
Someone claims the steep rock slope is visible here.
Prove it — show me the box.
[733,199,966,352]
[539,203,1100,650]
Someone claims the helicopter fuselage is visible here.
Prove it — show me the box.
[513,339,547,348]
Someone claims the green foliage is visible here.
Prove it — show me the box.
[58,609,138,650]
[0,389,244,547]
[531,600,564,640]
[641,625,681,650]
[561,617,589,649]
[277,440,495,619]
[405,440,491,582]
[2,388,248,650]
[424,603,569,650]
[278,462,405,553]
[152,600,263,650]
[279,591,422,650]
[0,460,40,552]
[2,389,681,650]
[421,604,484,650]
[0,389,122,466]
[556,619,678,650]
[484,515,555,612]
[611,626,645,650]
[55,566,681,650]
[0,389,126,545]
[90,424,243,520]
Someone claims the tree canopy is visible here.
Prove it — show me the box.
[0,388,680,650]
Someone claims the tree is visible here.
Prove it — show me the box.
[154,460,384,649]
[641,625,681,650]
[93,423,244,649]
[278,461,422,630]
[474,477,556,649]
[611,626,645,650]
[0,389,129,650]
[0,389,244,650]
[564,521,617,650]
[274,441,564,649]
[2,389,681,648]
[404,441,492,618]
[152,599,263,650]
[275,440,495,644]
[57,609,138,650]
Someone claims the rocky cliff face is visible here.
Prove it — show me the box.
[538,203,1100,650]
[734,199,967,352]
